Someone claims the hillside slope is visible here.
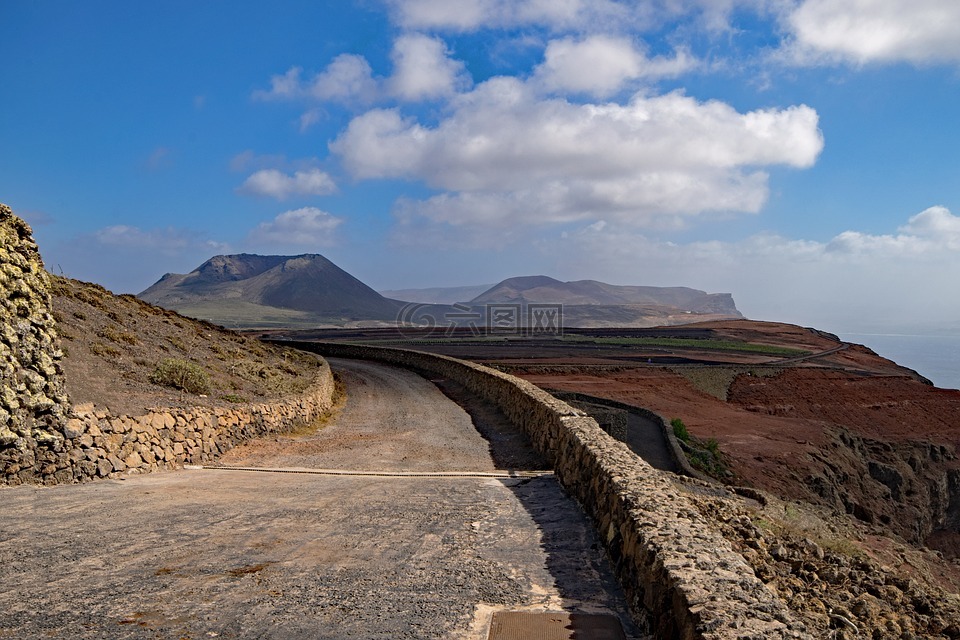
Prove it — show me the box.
[53,275,324,416]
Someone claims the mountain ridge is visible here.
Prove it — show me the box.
[139,253,742,328]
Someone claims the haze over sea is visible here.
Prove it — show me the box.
[840,333,960,391]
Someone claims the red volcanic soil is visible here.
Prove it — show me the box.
[454,320,960,558]
[515,363,960,497]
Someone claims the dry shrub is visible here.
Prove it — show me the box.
[150,358,211,395]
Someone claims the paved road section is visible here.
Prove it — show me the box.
[0,358,644,639]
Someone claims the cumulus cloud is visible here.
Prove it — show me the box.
[826,206,960,256]
[310,54,379,102]
[387,34,471,100]
[239,168,337,200]
[533,35,696,97]
[248,207,343,246]
[784,0,960,66]
[254,36,469,106]
[332,78,823,230]
[546,206,960,332]
[255,56,378,104]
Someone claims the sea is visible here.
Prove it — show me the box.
[839,333,960,391]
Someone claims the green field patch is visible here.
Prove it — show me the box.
[562,335,808,357]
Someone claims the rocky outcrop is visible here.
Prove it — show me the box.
[802,428,960,555]
[0,203,69,450]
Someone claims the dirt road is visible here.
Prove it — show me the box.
[0,359,642,639]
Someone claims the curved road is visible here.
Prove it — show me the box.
[219,358,504,472]
[0,358,643,639]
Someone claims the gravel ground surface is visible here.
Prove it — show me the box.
[0,358,643,639]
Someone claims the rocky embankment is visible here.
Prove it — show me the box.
[683,477,960,639]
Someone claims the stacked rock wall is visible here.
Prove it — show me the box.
[284,341,810,640]
[2,361,335,486]
[0,203,69,450]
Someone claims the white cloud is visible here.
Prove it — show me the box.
[255,67,305,100]
[93,225,223,252]
[239,168,337,200]
[254,37,468,106]
[826,206,960,256]
[784,0,960,66]
[386,0,637,32]
[533,35,696,97]
[387,34,471,101]
[255,56,378,104]
[299,108,322,133]
[331,78,822,229]
[546,206,960,332]
[308,54,379,103]
[248,208,343,247]
[52,226,230,294]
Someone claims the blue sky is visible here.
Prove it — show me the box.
[3,0,960,334]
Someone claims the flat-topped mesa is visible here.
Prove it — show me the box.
[0,202,69,453]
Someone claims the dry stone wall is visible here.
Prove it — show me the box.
[284,341,811,640]
[1,361,335,486]
[0,204,69,451]
[0,202,336,486]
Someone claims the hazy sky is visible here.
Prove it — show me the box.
[2,0,960,334]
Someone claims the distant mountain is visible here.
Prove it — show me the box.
[379,284,494,305]
[140,256,742,329]
[139,254,405,327]
[470,275,741,315]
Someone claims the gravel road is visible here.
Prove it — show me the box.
[0,359,644,639]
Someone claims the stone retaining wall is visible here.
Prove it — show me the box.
[2,360,335,486]
[285,341,810,640]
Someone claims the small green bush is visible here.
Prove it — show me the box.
[704,438,720,455]
[150,358,211,395]
[671,417,689,442]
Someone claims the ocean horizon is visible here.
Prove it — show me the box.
[840,333,960,391]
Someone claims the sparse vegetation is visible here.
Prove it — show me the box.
[672,417,731,479]
[562,335,809,357]
[671,417,689,441]
[672,366,783,401]
[96,326,139,345]
[90,342,121,358]
[150,358,211,395]
[48,274,335,415]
